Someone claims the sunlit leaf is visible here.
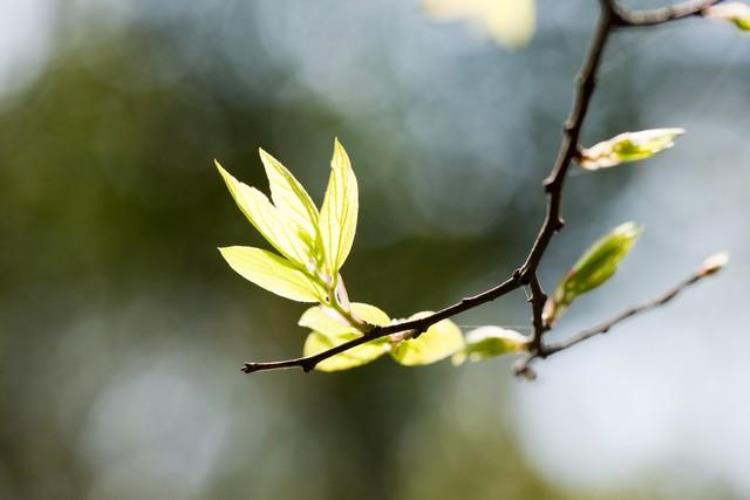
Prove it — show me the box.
[543,222,642,326]
[704,3,750,31]
[301,303,391,372]
[258,148,320,247]
[422,0,536,48]
[299,306,356,336]
[299,302,390,336]
[319,139,358,275]
[578,128,685,170]
[390,312,464,366]
[303,331,390,372]
[215,161,314,268]
[219,246,325,302]
[350,303,391,327]
[451,326,529,365]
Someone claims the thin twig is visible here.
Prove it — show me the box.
[515,259,723,375]
[613,0,720,27]
[241,0,723,375]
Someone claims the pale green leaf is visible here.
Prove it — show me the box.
[303,331,389,372]
[299,306,357,336]
[300,303,391,372]
[219,246,324,302]
[319,139,358,275]
[451,326,529,365]
[299,302,390,336]
[422,0,536,47]
[544,222,642,326]
[258,148,320,245]
[578,128,685,170]
[390,312,464,367]
[215,161,314,268]
[704,3,750,31]
[349,302,391,327]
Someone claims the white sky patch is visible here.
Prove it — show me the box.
[0,0,55,100]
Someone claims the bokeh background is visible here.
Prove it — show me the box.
[1,0,749,499]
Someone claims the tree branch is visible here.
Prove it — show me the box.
[520,0,616,353]
[241,0,726,375]
[242,273,523,373]
[527,274,548,354]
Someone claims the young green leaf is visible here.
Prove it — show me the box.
[578,128,685,170]
[303,331,390,372]
[451,326,529,365]
[704,3,750,31]
[319,139,358,276]
[258,149,320,246]
[300,303,391,372]
[219,246,325,302]
[215,161,314,268]
[390,312,464,366]
[299,302,390,335]
[543,222,643,326]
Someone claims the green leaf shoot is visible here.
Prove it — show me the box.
[216,139,361,306]
[578,128,685,170]
[543,222,643,326]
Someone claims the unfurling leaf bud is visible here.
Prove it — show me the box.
[578,128,685,170]
[543,222,642,326]
[704,3,750,31]
[698,252,730,277]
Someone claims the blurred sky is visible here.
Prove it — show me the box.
[1,1,749,499]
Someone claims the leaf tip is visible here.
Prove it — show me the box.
[214,160,236,184]
[615,221,644,240]
[214,159,228,175]
[331,137,347,164]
